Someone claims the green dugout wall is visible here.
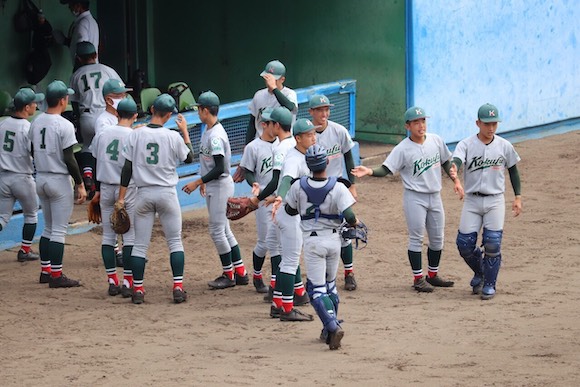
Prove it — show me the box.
[0,0,406,143]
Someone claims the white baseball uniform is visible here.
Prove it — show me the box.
[248,88,297,138]
[69,10,99,65]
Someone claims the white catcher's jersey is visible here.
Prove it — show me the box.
[248,87,298,138]
[122,125,190,187]
[453,134,520,195]
[30,113,77,174]
[0,117,34,174]
[240,137,279,189]
[90,124,133,185]
[384,133,451,193]
[199,122,232,180]
[286,178,356,232]
[94,110,118,135]
[280,147,311,201]
[315,120,355,178]
[70,63,121,112]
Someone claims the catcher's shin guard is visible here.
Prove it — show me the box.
[327,280,340,315]
[307,279,340,333]
[456,231,483,276]
[482,229,503,290]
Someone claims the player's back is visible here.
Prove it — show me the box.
[0,117,34,173]
[92,124,133,185]
[30,113,77,174]
[70,63,120,111]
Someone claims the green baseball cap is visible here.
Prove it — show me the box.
[308,94,334,109]
[76,41,96,56]
[293,118,320,135]
[404,106,429,122]
[260,60,286,80]
[270,107,292,126]
[153,93,178,113]
[117,97,138,114]
[13,88,44,109]
[260,107,274,122]
[478,103,501,123]
[102,79,132,97]
[195,91,220,107]
[46,80,74,99]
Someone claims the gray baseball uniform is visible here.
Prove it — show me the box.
[248,88,297,138]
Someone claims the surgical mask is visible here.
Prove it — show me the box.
[72,10,80,17]
[111,98,123,110]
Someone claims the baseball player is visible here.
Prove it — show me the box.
[30,80,87,287]
[94,79,132,135]
[285,144,359,349]
[450,103,522,300]
[57,0,99,68]
[308,94,359,291]
[233,60,297,182]
[182,91,249,290]
[352,107,461,292]
[239,107,279,293]
[269,117,321,322]
[69,41,123,200]
[245,107,309,307]
[0,88,44,262]
[117,93,193,304]
[90,98,138,297]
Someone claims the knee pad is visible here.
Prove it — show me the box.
[482,228,503,258]
[456,231,478,258]
[306,279,326,301]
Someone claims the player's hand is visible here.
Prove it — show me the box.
[176,113,187,131]
[512,196,522,217]
[271,196,282,219]
[262,74,277,92]
[200,183,206,197]
[449,163,458,180]
[349,183,358,201]
[76,184,87,204]
[453,179,464,200]
[232,165,245,183]
[115,199,125,209]
[92,191,101,202]
[263,195,276,207]
[351,165,372,178]
[251,182,260,196]
[182,180,201,195]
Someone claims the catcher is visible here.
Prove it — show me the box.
[284,144,361,350]
[89,98,138,297]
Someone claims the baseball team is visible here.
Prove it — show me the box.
[0,55,522,351]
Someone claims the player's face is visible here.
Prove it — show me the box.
[296,130,316,151]
[25,102,37,117]
[476,120,498,141]
[405,118,427,140]
[309,106,330,127]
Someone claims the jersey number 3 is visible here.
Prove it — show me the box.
[146,143,159,165]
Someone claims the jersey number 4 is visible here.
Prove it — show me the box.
[106,139,120,161]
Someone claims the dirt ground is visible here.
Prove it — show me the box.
[1,132,579,386]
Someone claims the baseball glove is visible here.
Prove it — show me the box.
[340,220,368,250]
[226,196,258,221]
[110,201,131,234]
[87,196,101,224]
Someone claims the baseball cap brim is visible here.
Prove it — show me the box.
[260,70,282,80]
[479,117,502,123]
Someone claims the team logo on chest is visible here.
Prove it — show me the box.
[325,144,341,157]
[260,156,273,174]
[413,153,441,177]
[467,156,505,171]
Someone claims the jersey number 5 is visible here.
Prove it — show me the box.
[2,130,16,152]
[146,143,159,165]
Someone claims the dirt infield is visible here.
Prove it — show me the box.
[1,132,579,386]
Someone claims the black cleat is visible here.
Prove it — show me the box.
[208,274,236,290]
[121,285,133,298]
[132,290,145,304]
[413,277,434,293]
[293,292,310,306]
[344,272,357,291]
[328,326,345,350]
[49,274,81,288]
[173,288,187,303]
[17,250,39,262]
[279,308,314,322]
[263,286,274,303]
[270,305,282,318]
[425,275,454,287]
[235,273,249,285]
[253,277,269,293]
[39,272,51,284]
[108,283,121,296]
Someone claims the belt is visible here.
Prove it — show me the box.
[309,229,337,237]
[470,192,500,197]
[83,108,91,113]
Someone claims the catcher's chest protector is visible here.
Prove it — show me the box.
[299,176,342,221]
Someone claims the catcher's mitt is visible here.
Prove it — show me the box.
[226,196,258,221]
[110,202,131,234]
[340,220,368,250]
[87,196,101,224]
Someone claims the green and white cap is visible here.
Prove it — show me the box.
[117,97,138,114]
[270,107,292,126]
[14,88,44,109]
[308,94,334,109]
[260,107,274,122]
[102,79,132,97]
[293,118,321,135]
[404,106,429,122]
[46,80,74,99]
[153,93,178,113]
[260,60,286,80]
[478,103,501,122]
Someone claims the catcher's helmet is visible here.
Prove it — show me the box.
[305,144,328,172]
